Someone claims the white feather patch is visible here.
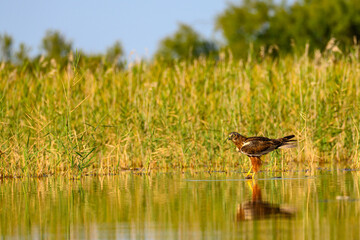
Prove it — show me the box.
[242,141,252,147]
[278,143,297,149]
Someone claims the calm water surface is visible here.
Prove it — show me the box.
[1,171,360,239]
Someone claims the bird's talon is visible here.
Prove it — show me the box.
[245,175,253,179]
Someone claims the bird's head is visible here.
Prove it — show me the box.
[228,132,241,142]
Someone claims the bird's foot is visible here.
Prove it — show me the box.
[245,175,253,179]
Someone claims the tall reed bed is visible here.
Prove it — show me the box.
[0,49,359,177]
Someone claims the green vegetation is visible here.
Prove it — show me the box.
[41,30,73,60]
[216,0,360,58]
[0,31,125,68]
[155,24,218,61]
[0,43,359,178]
[0,33,14,62]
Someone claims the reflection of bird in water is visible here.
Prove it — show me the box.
[228,132,296,178]
[236,182,296,221]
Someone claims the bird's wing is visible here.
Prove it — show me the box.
[241,138,281,157]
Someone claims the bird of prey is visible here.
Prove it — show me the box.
[228,132,296,178]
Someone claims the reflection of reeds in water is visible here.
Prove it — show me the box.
[1,172,360,239]
[236,181,296,221]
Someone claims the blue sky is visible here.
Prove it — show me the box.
[0,0,236,59]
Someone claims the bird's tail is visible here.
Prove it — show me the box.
[278,135,297,149]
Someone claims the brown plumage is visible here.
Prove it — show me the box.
[228,132,296,178]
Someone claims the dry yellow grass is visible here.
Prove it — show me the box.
[0,47,359,177]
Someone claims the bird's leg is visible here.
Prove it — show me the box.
[246,166,253,176]
[246,180,253,191]
[245,167,253,179]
